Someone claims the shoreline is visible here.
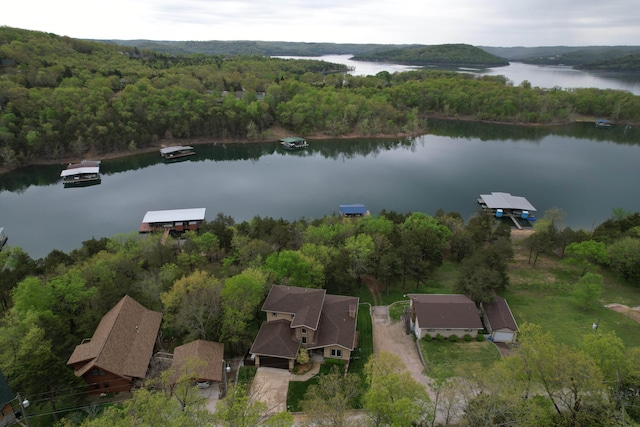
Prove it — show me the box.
[0,115,630,175]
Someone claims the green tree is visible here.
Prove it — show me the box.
[343,233,375,280]
[214,383,293,427]
[264,250,324,288]
[607,236,640,282]
[363,352,433,426]
[160,270,224,340]
[300,365,361,426]
[572,272,604,310]
[565,240,609,276]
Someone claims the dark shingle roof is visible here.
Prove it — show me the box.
[483,296,518,331]
[172,340,224,382]
[408,294,482,329]
[309,294,359,351]
[67,295,162,379]
[249,319,301,359]
[262,285,326,330]
[0,369,14,407]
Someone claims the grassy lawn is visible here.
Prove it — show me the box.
[420,340,502,382]
[507,240,640,348]
[388,301,409,321]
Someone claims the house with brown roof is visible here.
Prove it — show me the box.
[480,296,519,343]
[172,340,225,386]
[407,294,483,339]
[249,285,358,371]
[67,295,162,394]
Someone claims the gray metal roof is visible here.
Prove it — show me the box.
[142,208,206,224]
[160,146,194,154]
[479,192,536,212]
[60,167,100,177]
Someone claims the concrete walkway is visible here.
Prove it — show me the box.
[289,362,321,382]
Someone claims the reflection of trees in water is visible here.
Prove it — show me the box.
[1,120,638,192]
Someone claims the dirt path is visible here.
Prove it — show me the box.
[371,305,434,394]
[362,275,383,305]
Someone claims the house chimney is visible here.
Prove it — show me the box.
[349,304,356,319]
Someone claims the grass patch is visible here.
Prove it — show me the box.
[420,340,502,382]
[349,305,373,377]
[388,301,409,322]
[237,366,257,387]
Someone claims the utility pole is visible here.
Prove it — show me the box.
[15,393,31,427]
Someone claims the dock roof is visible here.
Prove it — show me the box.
[142,208,206,224]
[339,204,367,215]
[60,167,100,177]
[479,192,536,212]
[160,146,194,154]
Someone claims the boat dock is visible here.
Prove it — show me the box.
[139,208,206,234]
[160,146,196,160]
[61,160,102,187]
[339,203,370,217]
[478,192,537,229]
[0,227,7,250]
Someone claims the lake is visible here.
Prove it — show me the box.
[1,120,639,259]
[279,54,640,95]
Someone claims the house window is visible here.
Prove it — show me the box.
[301,328,307,335]
[302,337,307,344]
[330,349,342,358]
[272,312,277,317]
[426,329,435,332]
[91,369,106,376]
[465,329,472,332]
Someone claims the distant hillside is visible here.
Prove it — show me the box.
[575,54,640,72]
[96,39,417,57]
[479,45,640,66]
[351,44,509,67]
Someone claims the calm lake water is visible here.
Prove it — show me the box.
[280,54,640,95]
[2,120,639,259]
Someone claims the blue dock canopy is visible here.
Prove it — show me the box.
[339,204,367,216]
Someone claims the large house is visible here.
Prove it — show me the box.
[250,285,359,371]
[67,295,163,394]
[481,296,519,343]
[408,294,483,339]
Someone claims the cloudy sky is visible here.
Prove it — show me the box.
[3,0,640,46]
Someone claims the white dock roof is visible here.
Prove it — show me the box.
[60,167,100,177]
[160,146,194,154]
[479,192,536,212]
[142,208,206,224]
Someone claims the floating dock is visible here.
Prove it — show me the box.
[478,192,537,229]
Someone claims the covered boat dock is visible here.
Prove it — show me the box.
[339,204,370,217]
[139,208,206,234]
[478,192,537,229]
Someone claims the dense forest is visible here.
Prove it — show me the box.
[575,54,640,72]
[1,204,640,425]
[480,45,640,66]
[2,27,640,172]
[350,44,509,67]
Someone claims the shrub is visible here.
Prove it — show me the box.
[476,333,486,342]
[449,334,458,342]
[423,334,433,342]
[436,334,446,342]
[464,334,473,342]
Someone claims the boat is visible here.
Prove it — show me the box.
[0,227,7,250]
[160,146,196,160]
[595,119,612,129]
[60,160,101,187]
[280,137,308,149]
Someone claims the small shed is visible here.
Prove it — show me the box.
[172,340,225,384]
[339,204,369,217]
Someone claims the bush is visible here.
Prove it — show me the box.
[449,334,458,342]
[464,334,473,342]
[436,334,446,342]
[476,334,486,342]
[423,334,433,342]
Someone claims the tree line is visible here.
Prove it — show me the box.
[2,27,640,171]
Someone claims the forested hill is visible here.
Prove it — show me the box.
[575,54,640,72]
[97,39,417,56]
[351,44,509,67]
[2,26,640,173]
[480,45,640,68]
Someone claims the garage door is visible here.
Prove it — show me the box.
[492,331,514,343]
[259,356,290,369]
